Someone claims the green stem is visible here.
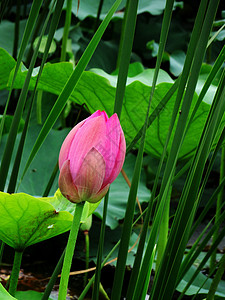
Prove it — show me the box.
[116,0,130,68]
[83,231,89,287]
[58,203,84,300]
[79,241,120,300]
[13,0,21,59]
[92,191,109,300]
[210,146,225,271]
[94,0,104,32]
[60,0,72,62]
[155,185,172,273]
[60,0,73,128]
[25,0,52,66]
[113,0,138,119]
[79,208,146,300]
[9,250,23,296]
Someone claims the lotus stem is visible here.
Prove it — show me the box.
[58,203,84,300]
[9,250,23,296]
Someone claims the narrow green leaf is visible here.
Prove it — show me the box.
[126,0,175,297]
[7,0,64,193]
[207,253,225,299]
[178,225,225,298]
[0,0,44,141]
[113,0,139,119]
[150,0,222,298]
[92,192,109,300]
[21,0,123,182]
[0,1,55,191]
[152,61,225,300]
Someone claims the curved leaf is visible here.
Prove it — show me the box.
[3,50,224,159]
[0,192,73,250]
[176,265,225,298]
[70,0,180,21]
[0,283,16,300]
[43,189,101,224]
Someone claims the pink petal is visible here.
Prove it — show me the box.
[59,111,109,170]
[74,148,106,201]
[88,110,109,122]
[96,113,125,185]
[59,120,86,170]
[88,184,110,203]
[58,160,81,203]
[107,127,126,184]
[68,116,106,182]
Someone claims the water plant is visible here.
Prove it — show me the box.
[0,0,225,299]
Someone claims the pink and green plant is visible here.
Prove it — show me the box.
[58,110,126,203]
[0,0,225,299]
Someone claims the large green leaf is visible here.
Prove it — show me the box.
[94,153,150,229]
[176,265,225,298]
[0,192,73,251]
[15,290,54,300]
[0,21,27,56]
[44,189,101,224]
[0,283,16,300]
[2,49,224,159]
[169,50,186,76]
[69,0,179,20]
[196,63,221,105]
[0,48,16,90]
[0,124,69,196]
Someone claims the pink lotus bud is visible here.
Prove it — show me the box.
[58,110,126,203]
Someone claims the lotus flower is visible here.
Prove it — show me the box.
[58,110,126,203]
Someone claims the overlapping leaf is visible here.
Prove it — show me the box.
[176,265,225,298]
[44,189,101,224]
[1,48,224,159]
[0,123,69,196]
[0,192,73,250]
[69,0,181,20]
[0,283,16,300]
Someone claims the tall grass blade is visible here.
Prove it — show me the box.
[79,209,146,300]
[13,0,21,59]
[126,0,176,297]
[93,0,140,289]
[151,35,224,299]
[207,253,225,300]
[92,192,109,300]
[151,0,208,202]
[210,145,225,270]
[0,0,55,191]
[177,207,225,287]
[113,0,139,119]
[20,0,123,183]
[0,0,44,142]
[179,224,225,298]
[126,78,180,153]
[7,0,64,193]
[60,0,72,62]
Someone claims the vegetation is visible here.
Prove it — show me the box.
[0,0,225,299]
